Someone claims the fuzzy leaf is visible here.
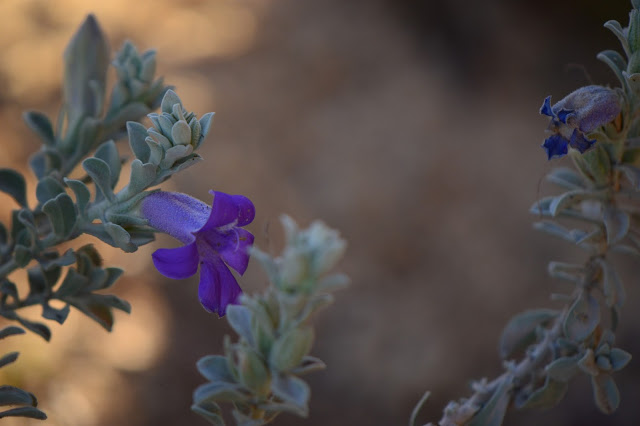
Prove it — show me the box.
[516,377,568,409]
[269,327,314,372]
[82,157,114,201]
[226,305,255,347]
[64,179,91,214]
[591,374,620,414]
[197,355,236,383]
[468,378,511,426]
[94,140,120,189]
[35,176,65,205]
[191,401,224,426]
[42,193,77,239]
[0,406,46,420]
[23,111,55,146]
[193,381,249,404]
[499,309,558,359]
[270,373,310,417]
[0,169,27,207]
[0,386,36,407]
[609,348,632,371]
[126,121,150,162]
[545,356,580,382]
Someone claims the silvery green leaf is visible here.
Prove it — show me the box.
[128,159,157,194]
[161,90,182,114]
[226,305,255,347]
[84,293,131,313]
[140,50,157,82]
[516,376,568,410]
[74,117,102,160]
[189,117,202,147]
[0,222,6,245]
[156,114,175,138]
[0,353,19,369]
[546,167,588,190]
[499,309,558,359]
[103,223,136,252]
[198,112,215,147]
[269,327,314,372]
[564,293,600,341]
[103,102,150,138]
[171,120,192,146]
[603,206,630,244]
[603,20,630,57]
[597,50,628,89]
[609,348,632,371]
[530,196,554,216]
[591,374,620,414]
[42,304,70,325]
[0,385,36,406]
[126,121,150,162]
[88,267,123,291]
[596,258,625,309]
[630,9,640,54]
[549,190,593,217]
[35,176,65,205]
[197,355,236,383]
[533,222,574,243]
[27,267,51,295]
[290,355,326,375]
[43,193,77,239]
[610,244,640,256]
[193,381,249,404]
[23,111,55,146]
[467,377,511,426]
[0,327,25,340]
[545,356,580,382]
[55,268,88,297]
[249,248,280,285]
[579,145,612,186]
[316,273,350,293]
[163,153,202,175]
[64,179,91,215]
[16,317,50,342]
[82,157,114,202]
[547,262,584,283]
[105,213,148,227]
[191,401,224,426]
[239,348,270,392]
[596,355,613,371]
[0,169,27,207]
[145,139,163,166]
[270,373,310,416]
[128,228,155,246]
[161,145,193,169]
[94,140,120,189]
[29,149,62,179]
[0,406,47,420]
[63,15,110,125]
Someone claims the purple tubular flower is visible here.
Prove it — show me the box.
[141,190,255,316]
[540,85,621,160]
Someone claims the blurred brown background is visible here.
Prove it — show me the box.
[0,0,639,425]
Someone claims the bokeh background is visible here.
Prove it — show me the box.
[0,0,639,425]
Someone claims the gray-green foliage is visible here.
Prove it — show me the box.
[415,3,640,426]
[192,216,348,425]
[0,15,212,420]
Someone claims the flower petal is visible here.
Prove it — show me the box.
[542,134,568,160]
[151,243,199,279]
[220,228,255,275]
[540,96,555,117]
[142,191,210,243]
[232,195,256,226]
[200,191,240,231]
[198,259,242,316]
[569,129,595,153]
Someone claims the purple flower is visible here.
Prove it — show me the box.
[540,85,621,159]
[140,190,255,316]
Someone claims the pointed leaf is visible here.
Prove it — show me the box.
[82,157,114,201]
[191,401,224,426]
[16,318,50,341]
[0,327,25,340]
[226,305,255,347]
[0,386,36,406]
[499,309,558,359]
[603,207,629,244]
[0,352,19,369]
[0,406,47,420]
[591,374,620,414]
[0,169,27,207]
[42,193,77,239]
[23,111,55,146]
[270,373,310,416]
[609,348,632,371]
[94,140,120,189]
[516,377,568,409]
[468,377,512,426]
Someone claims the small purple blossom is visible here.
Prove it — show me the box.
[540,85,620,159]
[141,190,255,316]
